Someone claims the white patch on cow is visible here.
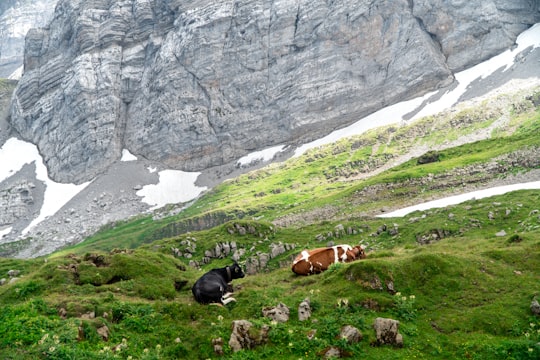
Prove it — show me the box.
[333,245,352,262]
[343,245,353,261]
[294,250,311,265]
[222,296,236,305]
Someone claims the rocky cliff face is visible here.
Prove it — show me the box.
[0,0,56,78]
[8,0,540,185]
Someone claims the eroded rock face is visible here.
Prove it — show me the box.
[0,0,56,78]
[411,0,539,72]
[9,0,540,184]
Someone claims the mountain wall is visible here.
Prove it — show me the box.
[0,0,56,78]
[9,0,540,184]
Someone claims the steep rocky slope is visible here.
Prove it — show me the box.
[0,0,56,78]
[9,0,540,184]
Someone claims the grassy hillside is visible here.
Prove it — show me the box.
[0,87,539,359]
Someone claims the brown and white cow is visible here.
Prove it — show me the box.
[291,244,366,275]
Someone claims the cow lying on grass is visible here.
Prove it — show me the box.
[292,244,366,275]
[192,262,245,305]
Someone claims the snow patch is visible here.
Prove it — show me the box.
[8,65,23,80]
[121,149,138,161]
[294,93,435,157]
[0,227,12,238]
[136,170,207,210]
[0,138,39,182]
[237,145,286,167]
[0,138,91,235]
[411,23,540,121]
[378,181,540,218]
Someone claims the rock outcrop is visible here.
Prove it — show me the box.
[0,79,17,143]
[0,0,56,78]
[9,0,539,184]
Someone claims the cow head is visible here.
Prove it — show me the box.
[351,245,367,259]
[228,262,245,280]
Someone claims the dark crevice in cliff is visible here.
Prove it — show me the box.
[172,52,217,138]
[408,0,446,62]
[293,4,301,37]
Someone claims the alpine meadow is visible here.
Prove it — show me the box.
[1,85,539,359]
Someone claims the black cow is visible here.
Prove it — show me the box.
[192,262,245,305]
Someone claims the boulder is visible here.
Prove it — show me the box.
[211,337,224,356]
[97,325,109,341]
[229,320,269,352]
[298,298,312,321]
[339,325,363,344]
[262,303,290,323]
[531,297,540,316]
[373,317,403,347]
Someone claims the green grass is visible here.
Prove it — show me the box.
[1,189,539,359]
[0,87,539,359]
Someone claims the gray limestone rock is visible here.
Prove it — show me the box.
[339,325,363,344]
[262,302,290,323]
[373,317,403,347]
[298,297,312,321]
[229,320,269,352]
[0,0,56,78]
[9,0,538,184]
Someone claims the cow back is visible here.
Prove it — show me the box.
[291,245,365,276]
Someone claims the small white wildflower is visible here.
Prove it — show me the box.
[144,348,149,353]
[39,333,49,345]
[49,347,55,353]
[288,329,294,334]
[288,342,293,347]
[409,295,416,300]
[524,332,530,338]
[217,315,224,321]
[402,296,407,301]
[395,292,401,296]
